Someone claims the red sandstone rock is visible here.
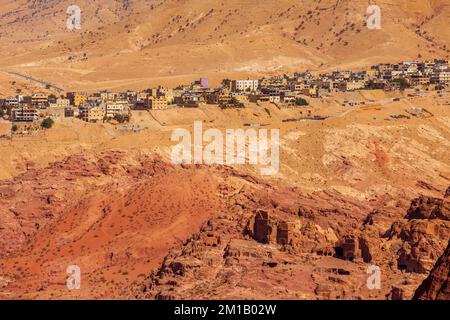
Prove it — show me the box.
[413,240,450,300]
[406,192,450,221]
[0,151,448,300]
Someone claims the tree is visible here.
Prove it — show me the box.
[295,97,309,106]
[229,97,239,105]
[113,113,130,123]
[394,77,410,91]
[41,117,54,129]
[366,80,384,90]
[11,124,18,132]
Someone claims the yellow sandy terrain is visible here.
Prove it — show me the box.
[0,0,449,94]
[1,90,448,203]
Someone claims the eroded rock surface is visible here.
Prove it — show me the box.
[413,241,450,300]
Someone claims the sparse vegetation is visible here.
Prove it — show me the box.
[113,114,130,123]
[41,117,54,129]
[295,97,309,106]
[394,78,411,91]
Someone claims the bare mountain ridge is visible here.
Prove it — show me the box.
[0,0,450,93]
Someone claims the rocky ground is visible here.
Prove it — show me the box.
[135,180,450,300]
[0,149,448,299]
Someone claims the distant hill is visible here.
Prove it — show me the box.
[0,0,449,93]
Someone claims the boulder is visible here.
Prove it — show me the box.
[386,286,405,300]
[406,195,449,221]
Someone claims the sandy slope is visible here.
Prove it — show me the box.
[0,92,448,299]
[1,0,450,94]
[1,91,448,198]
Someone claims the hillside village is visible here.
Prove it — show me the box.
[1,59,449,131]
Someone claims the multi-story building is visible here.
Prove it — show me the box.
[231,92,247,102]
[31,93,48,109]
[231,80,259,92]
[49,98,70,108]
[147,96,168,110]
[343,80,366,91]
[4,96,19,108]
[157,87,174,104]
[248,94,270,103]
[433,71,450,83]
[175,93,204,107]
[269,95,281,103]
[106,100,130,118]
[365,69,379,79]
[190,78,209,90]
[136,92,147,101]
[206,89,232,105]
[11,105,38,122]
[100,90,118,102]
[74,93,87,107]
[79,104,106,122]
[409,74,430,86]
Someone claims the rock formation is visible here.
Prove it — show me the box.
[0,149,448,300]
[406,195,449,221]
[413,240,450,300]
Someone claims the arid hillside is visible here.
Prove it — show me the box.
[1,91,449,199]
[0,149,448,299]
[1,0,450,93]
[0,0,449,301]
[0,91,448,299]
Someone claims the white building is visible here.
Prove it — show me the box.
[232,80,259,92]
[432,71,450,84]
[438,71,450,83]
[105,100,130,118]
[49,98,70,108]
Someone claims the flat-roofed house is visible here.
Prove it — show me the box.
[79,104,106,122]
[31,93,48,109]
[12,105,38,122]
[148,96,168,110]
[106,100,130,118]
[231,80,259,92]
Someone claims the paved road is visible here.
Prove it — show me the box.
[8,71,65,93]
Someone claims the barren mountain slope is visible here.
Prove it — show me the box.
[0,151,226,298]
[0,92,449,198]
[0,150,448,299]
[1,0,450,93]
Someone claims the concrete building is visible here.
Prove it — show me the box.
[269,95,281,103]
[106,101,130,118]
[74,94,87,107]
[4,97,19,108]
[157,87,174,104]
[231,80,259,92]
[49,98,70,108]
[79,104,106,122]
[434,71,450,83]
[31,93,48,109]
[11,105,38,122]
[344,81,366,91]
[148,96,168,110]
